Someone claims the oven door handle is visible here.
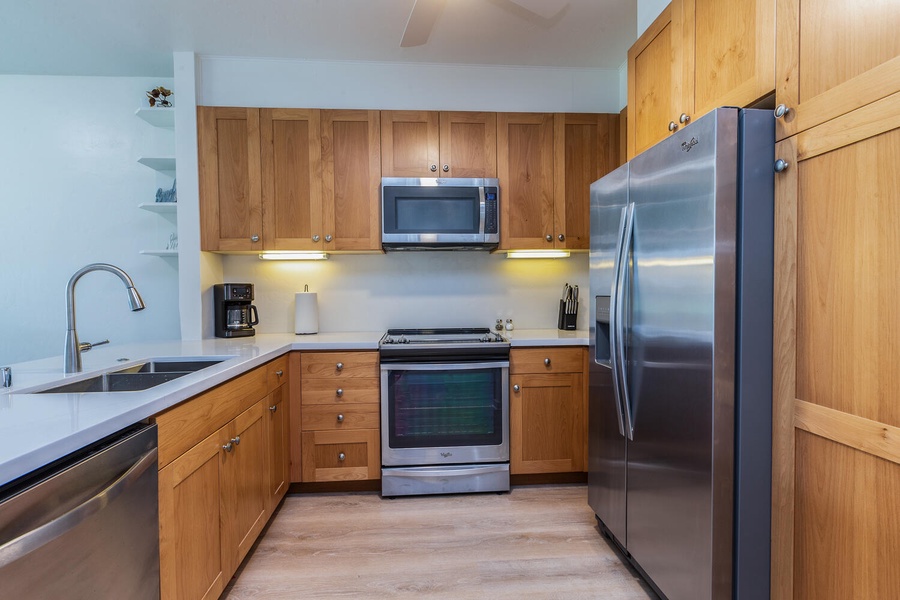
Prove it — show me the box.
[380,361,509,371]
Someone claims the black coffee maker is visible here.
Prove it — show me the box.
[214,283,259,338]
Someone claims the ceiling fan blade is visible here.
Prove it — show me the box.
[507,0,568,20]
[400,0,447,47]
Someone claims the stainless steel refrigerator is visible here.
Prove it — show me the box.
[588,108,773,600]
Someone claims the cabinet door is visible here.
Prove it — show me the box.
[439,111,497,177]
[221,401,268,577]
[265,385,290,512]
[381,110,440,177]
[771,94,900,600]
[775,0,900,140]
[159,428,229,600]
[321,110,382,251]
[627,4,682,159]
[260,108,324,250]
[510,372,584,474]
[684,0,775,120]
[497,112,555,249]
[554,113,620,250]
[198,107,262,251]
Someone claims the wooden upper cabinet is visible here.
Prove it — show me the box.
[321,110,382,251]
[499,112,618,250]
[382,110,497,178]
[381,110,440,177]
[198,107,263,251]
[628,4,680,159]
[775,0,900,140]
[627,0,775,159]
[555,113,620,250]
[260,108,323,250]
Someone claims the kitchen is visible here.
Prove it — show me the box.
[2,0,899,599]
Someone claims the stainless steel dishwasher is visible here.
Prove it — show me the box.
[0,423,159,599]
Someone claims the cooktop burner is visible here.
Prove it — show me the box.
[381,327,506,345]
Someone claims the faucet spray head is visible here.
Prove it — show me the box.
[127,286,145,311]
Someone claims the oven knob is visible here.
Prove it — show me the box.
[337,414,344,423]
[398,335,408,344]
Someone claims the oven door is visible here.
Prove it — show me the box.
[381,361,509,466]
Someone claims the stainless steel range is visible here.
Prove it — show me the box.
[380,328,510,497]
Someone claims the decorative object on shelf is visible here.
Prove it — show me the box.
[146,86,173,107]
[155,179,177,203]
[166,233,178,251]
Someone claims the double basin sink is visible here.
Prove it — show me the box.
[34,358,230,394]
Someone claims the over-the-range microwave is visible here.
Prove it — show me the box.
[381,177,499,251]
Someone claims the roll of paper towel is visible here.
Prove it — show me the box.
[294,292,319,334]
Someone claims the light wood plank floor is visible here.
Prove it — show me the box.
[223,484,657,599]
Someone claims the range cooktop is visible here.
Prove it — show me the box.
[381,328,506,346]
[379,328,509,361]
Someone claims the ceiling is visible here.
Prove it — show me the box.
[1,0,636,77]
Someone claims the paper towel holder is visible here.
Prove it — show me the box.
[295,285,319,335]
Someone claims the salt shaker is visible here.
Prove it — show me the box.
[505,318,515,331]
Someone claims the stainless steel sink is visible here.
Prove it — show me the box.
[33,357,231,394]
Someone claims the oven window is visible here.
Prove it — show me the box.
[387,368,503,448]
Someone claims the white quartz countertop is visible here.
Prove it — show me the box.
[0,329,586,487]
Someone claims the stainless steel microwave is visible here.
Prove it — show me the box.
[381,177,500,251]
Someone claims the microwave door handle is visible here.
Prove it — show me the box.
[614,204,636,441]
[608,206,628,438]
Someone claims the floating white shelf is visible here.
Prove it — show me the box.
[137,156,176,173]
[134,107,175,129]
[140,250,178,257]
[138,202,177,214]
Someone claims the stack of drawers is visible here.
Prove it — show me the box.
[300,351,381,482]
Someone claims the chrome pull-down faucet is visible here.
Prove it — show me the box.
[64,263,145,373]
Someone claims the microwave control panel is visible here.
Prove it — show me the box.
[485,188,498,234]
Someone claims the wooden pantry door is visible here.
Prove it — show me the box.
[771,92,900,600]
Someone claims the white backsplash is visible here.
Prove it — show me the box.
[222,252,590,334]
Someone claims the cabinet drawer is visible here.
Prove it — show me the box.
[301,351,379,379]
[302,404,380,431]
[300,429,380,482]
[510,347,584,374]
[266,354,289,392]
[301,378,380,405]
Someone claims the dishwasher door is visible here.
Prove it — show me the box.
[0,423,159,600]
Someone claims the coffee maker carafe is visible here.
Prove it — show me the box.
[214,283,259,338]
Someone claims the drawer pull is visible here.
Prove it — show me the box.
[223,442,234,453]
[337,414,344,423]
[336,362,344,371]
[275,369,284,377]
[336,388,344,397]
[513,384,520,392]
[544,358,551,366]
[269,405,277,413]
[338,452,346,462]
[231,436,241,446]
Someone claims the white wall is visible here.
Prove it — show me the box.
[637,0,670,37]
[0,75,181,366]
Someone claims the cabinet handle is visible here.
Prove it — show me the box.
[223,442,234,453]
[668,121,678,132]
[774,159,790,173]
[269,405,277,413]
[774,104,790,119]
[275,370,283,377]
[430,164,437,172]
[545,234,552,242]
[513,384,520,392]
[679,113,691,125]
[557,233,565,242]
[231,436,241,446]
[337,413,344,423]
[251,235,260,243]
[442,164,449,172]
[544,358,551,366]
[336,388,344,397]
[336,362,344,371]
[325,234,333,242]
[312,234,320,242]
[338,452,346,462]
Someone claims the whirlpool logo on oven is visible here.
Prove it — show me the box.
[441,452,453,458]
[681,137,699,152]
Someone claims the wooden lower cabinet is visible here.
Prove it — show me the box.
[509,347,587,475]
[301,429,380,482]
[265,384,290,511]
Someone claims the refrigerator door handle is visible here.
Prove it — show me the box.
[614,203,636,440]
[608,205,629,438]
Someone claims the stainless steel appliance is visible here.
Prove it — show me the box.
[0,423,159,599]
[381,177,499,250]
[588,108,773,600]
[214,283,259,338]
[380,328,510,496]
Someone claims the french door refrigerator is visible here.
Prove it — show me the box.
[588,108,773,600]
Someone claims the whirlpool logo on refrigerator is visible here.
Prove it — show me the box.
[681,137,699,152]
